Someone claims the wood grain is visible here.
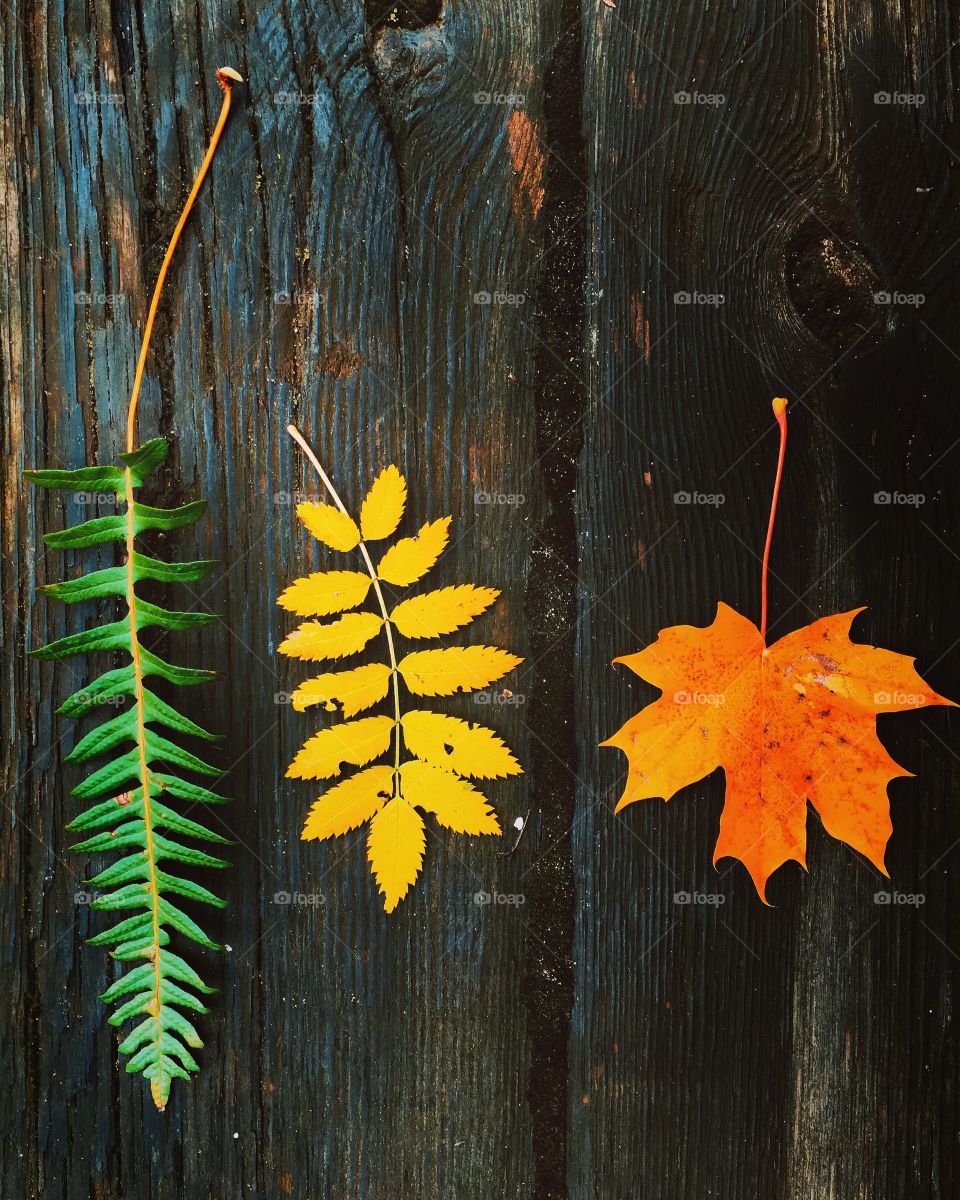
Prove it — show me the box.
[2,0,958,1197]
[573,1,960,1197]
[1,1,563,1195]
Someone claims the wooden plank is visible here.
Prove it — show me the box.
[573,1,960,1196]
[1,1,565,1195]
[4,0,959,1194]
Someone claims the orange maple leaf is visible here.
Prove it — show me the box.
[604,399,955,900]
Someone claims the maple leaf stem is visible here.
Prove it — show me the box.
[760,398,789,643]
[124,67,242,453]
[287,425,404,792]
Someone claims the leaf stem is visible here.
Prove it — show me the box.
[760,398,788,644]
[120,68,241,1109]
[121,470,167,1109]
[125,67,242,453]
[287,425,404,793]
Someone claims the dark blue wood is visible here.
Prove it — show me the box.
[2,1,565,1195]
[572,2,960,1197]
[3,0,959,1197]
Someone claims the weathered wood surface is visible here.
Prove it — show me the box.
[0,0,957,1197]
[572,1,960,1197]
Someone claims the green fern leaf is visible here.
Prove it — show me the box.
[28,66,241,1111]
[29,436,231,1111]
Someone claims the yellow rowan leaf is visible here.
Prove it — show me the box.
[400,759,501,835]
[288,715,394,780]
[398,645,522,696]
[368,797,425,913]
[278,569,372,617]
[278,611,384,661]
[377,517,451,586]
[391,584,499,639]
[360,464,407,541]
[302,766,395,840]
[292,663,393,718]
[401,710,522,779]
[280,434,525,911]
[297,501,361,551]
